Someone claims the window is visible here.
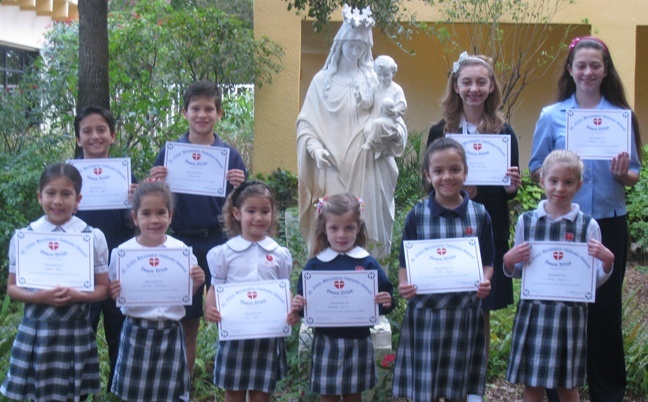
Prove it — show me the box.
[0,45,38,90]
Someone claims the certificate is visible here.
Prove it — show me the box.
[522,242,596,303]
[163,142,229,197]
[566,109,632,160]
[446,134,511,186]
[15,230,94,291]
[215,280,292,340]
[302,270,379,327]
[67,158,131,210]
[403,237,484,294]
[115,248,193,307]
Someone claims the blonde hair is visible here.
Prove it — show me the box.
[311,193,367,256]
[540,149,585,182]
[221,181,278,238]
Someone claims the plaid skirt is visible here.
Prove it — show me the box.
[213,337,287,393]
[0,303,100,402]
[392,293,486,401]
[310,332,375,395]
[111,317,189,402]
[506,299,587,388]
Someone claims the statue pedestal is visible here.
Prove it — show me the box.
[298,315,392,360]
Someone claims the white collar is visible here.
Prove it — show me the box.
[31,215,87,232]
[226,235,279,252]
[316,246,369,262]
[535,200,581,222]
[460,115,480,134]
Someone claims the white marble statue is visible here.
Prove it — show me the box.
[296,5,408,260]
[360,55,407,159]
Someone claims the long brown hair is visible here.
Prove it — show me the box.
[441,54,505,135]
[557,37,642,163]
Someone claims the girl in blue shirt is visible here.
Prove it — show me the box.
[528,36,642,402]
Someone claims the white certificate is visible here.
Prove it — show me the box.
[115,248,193,307]
[67,158,131,210]
[302,270,379,327]
[215,279,292,340]
[15,231,94,291]
[566,109,632,160]
[403,237,484,294]
[522,242,596,303]
[446,134,511,186]
[163,142,229,197]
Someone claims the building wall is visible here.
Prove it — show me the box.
[0,5,53,50]
[254,0,648,175]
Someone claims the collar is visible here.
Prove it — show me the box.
[181,131,222,147]
[561,94,612,111]
[31,215,86,232]
[460,115,480,134]
[226,235,279,252]
[316,246,369,262]
[535,200,580,222]
[428,189,470,218]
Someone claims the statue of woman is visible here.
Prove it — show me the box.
[297,5,407,259]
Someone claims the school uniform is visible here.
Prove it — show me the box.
[296,247,395,395]
[392,191,495,401]
[506,201,612,389]
[1,216,108,402]
[109,236,196,402]
[154,132,247,319]
[207,235,292,393]
[428,119,520,310]
[529,95,639,401]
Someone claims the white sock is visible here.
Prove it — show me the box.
[467,395,483,402]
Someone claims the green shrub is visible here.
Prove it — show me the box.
[626,145,648,254]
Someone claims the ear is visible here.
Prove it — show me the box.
[216,108,224,120]
[576,180,583,192]
[74,193,82,213]
[424,169,433,184]
[168,210,173,224]
[453,81,460,94]
[567,64,573,77]
[109,131,117,145]
[539,176,546,190]
[232,207,241,222]
[130,210,138,226]
[37,191,43,206]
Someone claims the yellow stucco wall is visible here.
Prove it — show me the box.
[253,0,648,175]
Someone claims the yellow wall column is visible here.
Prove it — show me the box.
[253,1,301,174]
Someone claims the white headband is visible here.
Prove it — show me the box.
[452,51,492,74]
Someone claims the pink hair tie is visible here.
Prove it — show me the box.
[568,36,608,54]
[314,196,328,215]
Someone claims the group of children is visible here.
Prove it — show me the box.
[1,34,638,402]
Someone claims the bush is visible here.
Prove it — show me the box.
[626,145,648,254]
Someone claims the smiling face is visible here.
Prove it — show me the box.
[325,210,360,254]
[425,148,468,208]
[233,195,273,242]
[76,114,116,159]
[132,193,173,247]
[568,47,607,96]
[38,176,82,226]
[454,64,494,111]
[183,95,223,140]
[540,162,583,216]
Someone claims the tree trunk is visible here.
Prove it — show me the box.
[76,0,109,157]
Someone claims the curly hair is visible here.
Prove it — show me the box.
[221,181,278,238]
